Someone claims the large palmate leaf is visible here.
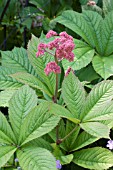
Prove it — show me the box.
[0,146,16,168]
[102,11,113,56]
[27,34,56,95]
[80,122,110,138]
[73,131,99,151]
[9,85,37,140]
[92,55,113,79]
[73,147,113,169]
[48,102,80,124]
[1,47,36,75]
[18,102,60,145]
[81,80,113,120]
[62,47,94,71]
[83,101,113,121]
[17,147,57,170]
[10,72,52,96]
[0,67,22,90]
[0,90,16,107]
[0,112,16,144]
[62,72,86,119]
[55,10,95,46]
[83,10,103,54]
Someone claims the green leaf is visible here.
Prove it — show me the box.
[0,90,16,107]
[55,10,95,46]
[63,121,80,152]
[23,137,52,151]
[103,0,113,14]
[10,72,52,97]
[17,147,57,170]
[81,80,113,120]
[102,11,113,56]
[62,47,94,71]
[0,112,16,144]
[18,102,60,145]
[80,122,110,138]
[76,64,100,82]
[48,102,80,124]
[0,146,16,168]
[83,101,113,121]
[0,67,22,90]
[92,55,113,79]
[60,154,73,165]
[73,147,113,169]
[73,131,99,151]
[1,47,36,75]
[62,72,86,119]
[83,10,103,54]
[27,34,56,95]
[9,85,37,141]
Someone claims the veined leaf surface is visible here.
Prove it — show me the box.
[17,147,57,170]
[73,147,113,169]
[9,85,37,140]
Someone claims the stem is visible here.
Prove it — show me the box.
[57,126,77,144]
[53,53,59,144]
[44,49,54,56]
[0,0,11,23]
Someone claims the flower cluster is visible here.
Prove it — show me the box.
[56,160,62,169]
[36,30,75,75]
[44,61,61,75]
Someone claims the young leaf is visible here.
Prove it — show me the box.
[27,34,56,95]
[1,47,36,75]
[72,131,99,151]
[0,90,16,107]
[10,72,52,96]
[62,47,94,71]
[55,10,95,46]
[92,55,113,79]
[0,112,16,144]
[0,67,22,90]
[73,147,113,169]
[0,146,16,168]
[80,122,110,139]
[62,72,86,119]
[81,80,113,120]
[17,147,57,170]
[9,85,37,141]
[18,102,60,145]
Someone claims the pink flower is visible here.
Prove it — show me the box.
[44,61,61,75]
[46,30,58,38]
[87,1,96,6]
[36,43,47,57]
[65,67,74,76]
[59,31,73,40]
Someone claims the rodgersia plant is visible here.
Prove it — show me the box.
[1,30,113,169]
